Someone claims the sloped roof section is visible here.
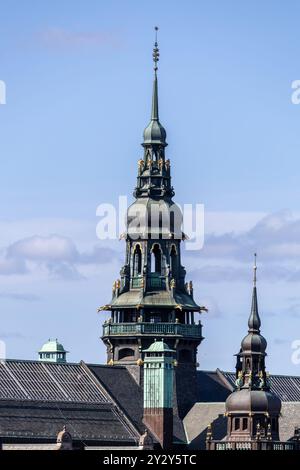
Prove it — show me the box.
[0,360,141,446]
[0,401,137,444]
[88,364,187,444]
[184,402,226,449]
[196,370,232,402]
[110,289,199,310]
[0,360,109,404]
[221,371,300,402]
[87,364,144,434]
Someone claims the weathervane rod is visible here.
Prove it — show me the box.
[153,26,159,72]
[253,253,257,287]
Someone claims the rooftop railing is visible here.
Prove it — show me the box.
[102,321,202,339]
[206,440,299,451]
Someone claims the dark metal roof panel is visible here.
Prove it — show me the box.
[219,371,300,402]
[0,361,109,404]
[0,400,137,443]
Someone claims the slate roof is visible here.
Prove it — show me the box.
[196,370,232,402]
[0,401,138,445]
[88,364,187,445]
[221,371,300,402]
[87,364,144,434]
[184,403,226,449]
[196,370,300,403]
[0,360,140,446]
[0,359,186,446]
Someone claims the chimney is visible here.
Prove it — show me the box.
[142,340,174,449]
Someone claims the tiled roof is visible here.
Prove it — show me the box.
[0,360,142,445]
[0,360,109,404]
[0,359,186,445]
[196,370,232,402]
[87,364,144,433]
[88,364,187,444]
[184,403,226,449]
[221,371,300,402]
[0,400,138,444]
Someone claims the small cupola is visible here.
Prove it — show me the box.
[38,339,68,363]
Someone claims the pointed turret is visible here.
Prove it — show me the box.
[224,254,281,442]
[248,253,261,333]
[240,254,267,365]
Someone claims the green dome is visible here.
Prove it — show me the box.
[39,339,67,354]
[143,340,175,353]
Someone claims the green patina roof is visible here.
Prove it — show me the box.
[109,289,200,311]
[39,339,67,354]
[143,339,175,354]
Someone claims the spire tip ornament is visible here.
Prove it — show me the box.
[253,252,257,287]
[153,26,160,72]
[142,27,167,147]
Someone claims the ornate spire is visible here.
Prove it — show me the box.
[248,253,261,333]
[237,253,267,388]
[143,27,167,146]
[151,27,159,121]
[225,253,282,443]
[134,28,174,199]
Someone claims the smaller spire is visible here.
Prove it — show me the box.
[248,253,261,333]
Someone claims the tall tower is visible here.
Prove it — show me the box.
[225,255,281,441]
[143,340,174,449]
[100,29,204,417]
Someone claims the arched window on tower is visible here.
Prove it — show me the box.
[151,244,162,274]
[234,418,240,431]
[133,244,142,276]
[118,348,135,361]
[170,245,178,277]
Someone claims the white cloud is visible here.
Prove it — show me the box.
[45,261,84,281]
[0,257,27,275]
[182,210,300,283]
[193,210,300,262]
[0,233,120,281]
[2,210,300,283]
[7,235,79,262]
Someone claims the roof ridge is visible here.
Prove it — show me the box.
[3,358,80,366]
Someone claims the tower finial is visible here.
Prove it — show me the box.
[153,26,159,72]
[253,253,257,287]
[248,252,261,332]
[142,28,167,146]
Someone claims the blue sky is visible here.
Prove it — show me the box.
[1,0,300,375]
